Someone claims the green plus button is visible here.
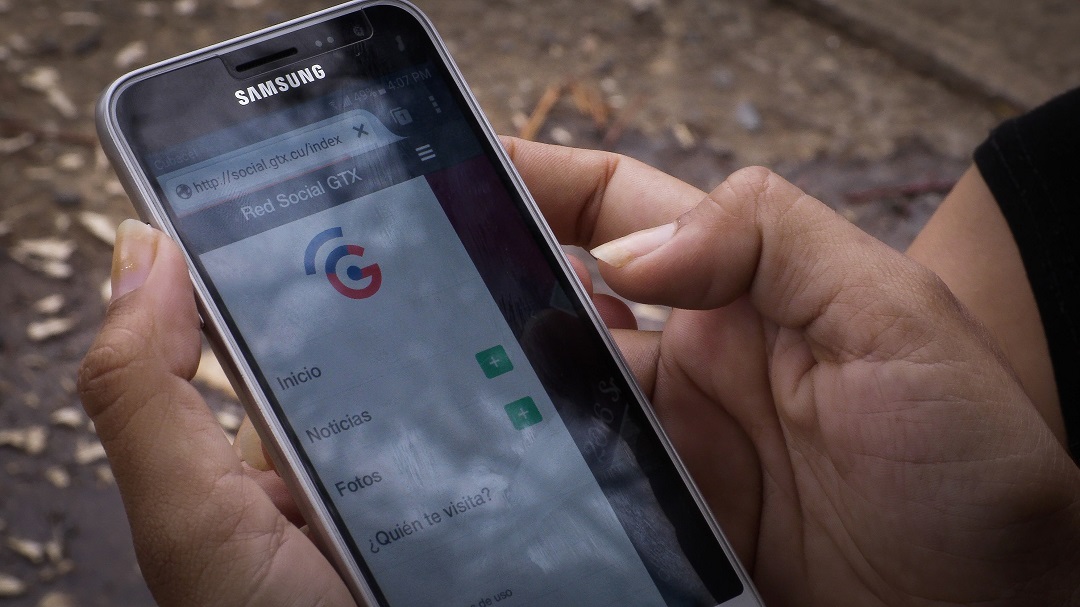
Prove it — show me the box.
[476,345,513,379]
[504,396,543,430]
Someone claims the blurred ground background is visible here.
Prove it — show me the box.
[1,0,1078,604]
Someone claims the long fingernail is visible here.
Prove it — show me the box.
[590,222,676,268]
[111,219,158,303]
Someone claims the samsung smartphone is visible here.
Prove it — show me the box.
[97,2,763,605]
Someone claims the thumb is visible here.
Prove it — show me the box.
[79,220,354,605]
[79,219,204,438]
[590,166,963,362]
[77,220,232,594]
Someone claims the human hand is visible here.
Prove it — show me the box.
[502,138,1080,606]
[81,140,1080,607]
[78,220,356,607]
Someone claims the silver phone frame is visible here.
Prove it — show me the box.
[96,2,765,605]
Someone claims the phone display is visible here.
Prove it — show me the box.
[97,2,762,606]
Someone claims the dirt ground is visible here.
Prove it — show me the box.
[0,0,1014,604]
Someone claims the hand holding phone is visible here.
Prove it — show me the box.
[84,134,1080,606]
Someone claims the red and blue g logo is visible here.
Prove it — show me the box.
[304,227,382,299]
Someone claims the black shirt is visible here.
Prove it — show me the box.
[975,87,1080,457]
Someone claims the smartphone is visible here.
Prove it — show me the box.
[97,2,763,605]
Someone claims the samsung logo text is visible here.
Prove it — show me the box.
[235,65,326,105]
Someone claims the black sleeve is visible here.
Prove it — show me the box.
[974,88,1080,457]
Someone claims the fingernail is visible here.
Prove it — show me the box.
[234,418,272,471]
[590,222,676,268]
[111,219,158,303]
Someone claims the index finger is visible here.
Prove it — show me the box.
[500,137,705,248]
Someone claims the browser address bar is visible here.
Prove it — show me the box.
[160,109,403,215]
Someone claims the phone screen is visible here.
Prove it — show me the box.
[107,4,749,606]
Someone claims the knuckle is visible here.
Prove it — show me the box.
[578,148,625,247]
[78,317,147,419]
[694,167,789,236]
[701,166,788,226]
[724,165,777,195]
[720,166,781,208]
